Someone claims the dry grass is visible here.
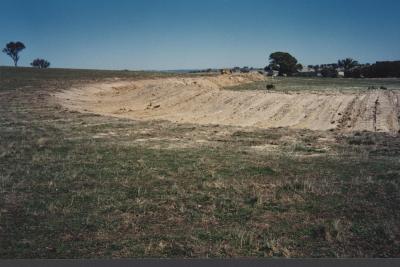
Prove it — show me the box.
[0,67,399,258]
[225,76,400,93]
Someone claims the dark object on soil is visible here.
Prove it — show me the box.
[266,84,275,90]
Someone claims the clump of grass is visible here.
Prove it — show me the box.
[347,133,376,145]
[291,143,326,153]
[266,84,275,90]
[241,166,276,175]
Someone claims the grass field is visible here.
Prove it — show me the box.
[1,67,399,258]
[226,76,400,94]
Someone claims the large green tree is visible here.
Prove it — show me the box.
[267,52,301,76]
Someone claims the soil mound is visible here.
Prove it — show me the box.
[56,73,400,133]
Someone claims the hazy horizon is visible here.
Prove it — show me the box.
[1,0,400,70]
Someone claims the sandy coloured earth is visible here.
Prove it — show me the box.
[55,73,400,133]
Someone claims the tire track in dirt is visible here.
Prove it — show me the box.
[337,96,357,131]
[374,90,400,132]
[374,96,379,132]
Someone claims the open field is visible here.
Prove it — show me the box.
[227,77,400,93]
[1,67,400,258]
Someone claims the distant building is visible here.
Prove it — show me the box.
[220,69,232,75]
[295,66,318,77]
[299,66,316,73]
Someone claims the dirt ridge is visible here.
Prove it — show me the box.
[56,74,400,133]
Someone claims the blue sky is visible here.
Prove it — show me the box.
[1,0,399,70]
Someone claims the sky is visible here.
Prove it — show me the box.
[1,0,400,70]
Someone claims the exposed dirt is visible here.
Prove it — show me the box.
[56,73,400,133]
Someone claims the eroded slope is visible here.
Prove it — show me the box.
[56,74,400,133]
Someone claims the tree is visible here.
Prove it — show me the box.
[312,65,320,71]
[320,67,338,78]
[31,58,50,68]
[296,63,303,71]
[267,52,301,76]
[338,58,359,70]
[2,41,26,67]
[345,61,400,78]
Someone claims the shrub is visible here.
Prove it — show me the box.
[31,58,50,68]
[266,84,275,90]
[320,68,338,78]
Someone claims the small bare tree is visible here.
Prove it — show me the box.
[2,41,26,67]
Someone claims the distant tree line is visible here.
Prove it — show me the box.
[263,52,400,78]
[306,58,361,78]
[263,53,362,77]
[3,40,398,77]
[301,56,400,78]
[189,66,263,74]
[345,61,400,78]
[2,41,50,68]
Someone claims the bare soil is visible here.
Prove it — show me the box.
[56,73,400,133]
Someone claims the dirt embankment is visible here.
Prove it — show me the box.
[56,73,400,133]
